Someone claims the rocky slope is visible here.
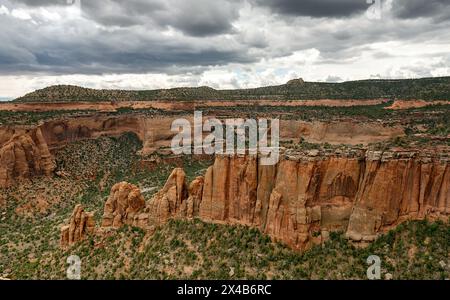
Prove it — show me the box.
[0,127,55,188]
[65,150,448,251]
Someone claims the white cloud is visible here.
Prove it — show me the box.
[0,4,9,15]
[11,8,31,20]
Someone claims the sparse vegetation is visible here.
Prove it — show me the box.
[14,77,450,102]
[1,216,448,280]
[0,99,448,280]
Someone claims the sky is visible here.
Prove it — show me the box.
[0,0,449,99]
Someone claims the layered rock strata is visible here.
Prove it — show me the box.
[65,149,449,251]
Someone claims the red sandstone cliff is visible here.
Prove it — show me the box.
[80,150,448,251]
[0,113,405,190]
[0,127,55,188]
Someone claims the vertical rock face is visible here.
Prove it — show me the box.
[198,154,366,250]
[60,204,95,248]
[101,182,146,228]
[145,168,189,225]
[199,152,448,250]
[200,156,258,224]
[346,151,449,241]
[186,176,204,218]
[0,128,55,188]
[93,150,448,252]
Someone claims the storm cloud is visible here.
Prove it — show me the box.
[1,0,450,97]
[391,0,450,19]
[255,0,370,18]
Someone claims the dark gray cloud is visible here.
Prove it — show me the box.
[15,0,241,37]
[13,0,72,7]
[0,5,253,75]
[325,75,343,82]
[0,0,253,75]
[255,0,370,18]
[392,0,450,19]
[1,0,450,81]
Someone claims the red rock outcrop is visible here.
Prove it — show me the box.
[200,151,448,250]
[185,176,204,218]
[95,149,448,251]
[145,168,189,225]
[0,128,55,188]
[60,204,95,248]
[346,151,449,241]
[198,154,359,250]
[99,170,203,231]
[101,182,146,228]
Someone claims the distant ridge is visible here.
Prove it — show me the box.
[14,76,450,102]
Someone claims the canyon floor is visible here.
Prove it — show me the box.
[0,83,449,280]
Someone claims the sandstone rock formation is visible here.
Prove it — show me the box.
[0,128,55,188]
[92,150,448,252]
[101,182,146,228]
[196,152,448,250]
[145,168,189,225]
[286,78,305,85]
[186,176,204,218]
[99,169,202,231]
[60,204,95,248]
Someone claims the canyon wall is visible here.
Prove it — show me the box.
[0,114,404,189]
[37,115,176,154]
[0,113,405,189]
[71,150,448,251]
[36,115,404,153]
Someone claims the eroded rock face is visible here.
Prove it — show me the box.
[346,152,450,241]
[98,170,202,232]
[60,204,95,248]
[145,168,189,225]
[196,152,448,250]
[198,155,354,250]
[91,150,448,252]
[0,128,55,188]
[101,182,146,228]
[186,176,204,218]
